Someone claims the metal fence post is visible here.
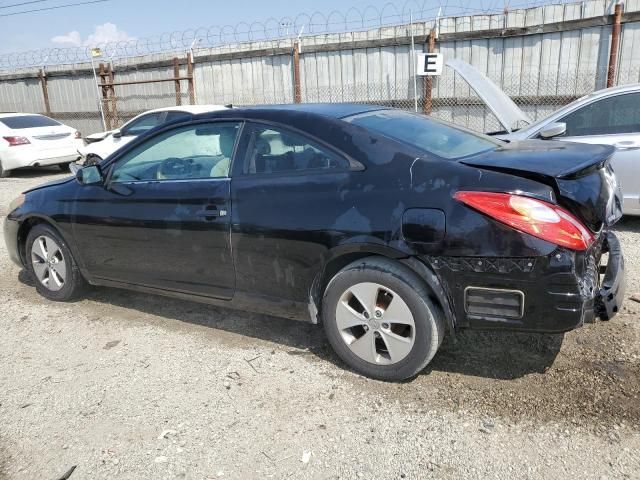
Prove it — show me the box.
[293,42,302,103]
[38,68,51,115]
[98,63,112,131]
[607,2,623,88]
[107,64,119,128]
[187,53,195,105]
[423,30,436,114]
[173,57,182,106]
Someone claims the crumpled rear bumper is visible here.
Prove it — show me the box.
[595,231,625,320]
[426,231,625,333]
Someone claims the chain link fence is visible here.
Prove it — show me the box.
[43,66,632,137]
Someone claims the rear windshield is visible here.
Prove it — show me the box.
[0,115,61,129]
[344,109,500,159]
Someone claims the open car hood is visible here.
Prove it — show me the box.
[446,59,531,133]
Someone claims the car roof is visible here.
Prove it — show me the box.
[573,83,640,103]
[143,105,228,115]
[0,112,49,118]
[241,103,387,119]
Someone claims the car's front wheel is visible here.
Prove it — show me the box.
[322,257,444,381]
[26,224,87,301]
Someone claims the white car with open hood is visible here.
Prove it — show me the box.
[0,113,82,177]
[79,105,229,164]
[448,59,638,215]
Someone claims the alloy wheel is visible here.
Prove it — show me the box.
[335,282,416,365]
[31,235,66,292]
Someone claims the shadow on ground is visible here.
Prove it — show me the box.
[18,270,563,381]
[2,166,67,179]
[613,215,640,233]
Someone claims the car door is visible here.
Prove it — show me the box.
[545,92,640,215]
[229,122,354,308]
[71,120,242,299]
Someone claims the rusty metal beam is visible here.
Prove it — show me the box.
[107,63,119,128]
[607,3,623,88]
[173,57,182,106]
[293,42,302,103]
[423,31,436,115]
[187,53,195,105]
[98,76,193,87]
[37,69,51,115]
[98,63,111,130]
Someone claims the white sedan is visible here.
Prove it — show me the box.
[0,113,82,177]
[79,105,228,164]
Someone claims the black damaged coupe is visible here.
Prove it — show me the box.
[4,104,625,381]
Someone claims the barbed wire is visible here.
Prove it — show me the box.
[0,0,576,71]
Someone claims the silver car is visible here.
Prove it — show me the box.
[448,59,640,215]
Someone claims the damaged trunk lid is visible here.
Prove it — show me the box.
[461,139,623,231]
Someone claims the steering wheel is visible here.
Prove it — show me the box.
[156,157,194,180]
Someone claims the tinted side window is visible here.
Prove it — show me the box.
[243,124,348,175]
[122,113,164,136]
[561,93,640,136]
[110,122,241,183]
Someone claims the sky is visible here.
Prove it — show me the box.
[0,0,551,55]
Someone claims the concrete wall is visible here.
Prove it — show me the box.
[1,0,639,135]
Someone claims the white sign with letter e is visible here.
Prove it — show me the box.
[416,53,443,76]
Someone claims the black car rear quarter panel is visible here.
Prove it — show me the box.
[226,109,570,333]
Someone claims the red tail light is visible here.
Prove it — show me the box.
[454,191,594,251]
[3,136,30,146]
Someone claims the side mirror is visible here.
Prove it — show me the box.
[112,129,123,138]
[76,165,103,186]
[539,122,567,139]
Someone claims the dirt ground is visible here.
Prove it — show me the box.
[0,168,639,480]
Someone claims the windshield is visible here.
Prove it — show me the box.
[344,109,500,159]
[0,115,61,129]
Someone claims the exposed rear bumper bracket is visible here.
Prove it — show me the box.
[595,231,625,320]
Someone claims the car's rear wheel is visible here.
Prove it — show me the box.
[322,257,444,381]
[26,224,87,301]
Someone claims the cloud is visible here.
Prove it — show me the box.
[51,23,135,47]
[51,30,82,46]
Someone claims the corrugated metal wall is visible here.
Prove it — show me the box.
[1,0,640,135]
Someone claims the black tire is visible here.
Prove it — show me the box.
[0,160,9,178]
[57,162,71,172]
[26,223,87,301]
[322,257,445,381]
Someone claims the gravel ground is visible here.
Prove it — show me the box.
[1,169,639,480]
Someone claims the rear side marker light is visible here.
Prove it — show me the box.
[454,191,594,251]
[3,136,30,146]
